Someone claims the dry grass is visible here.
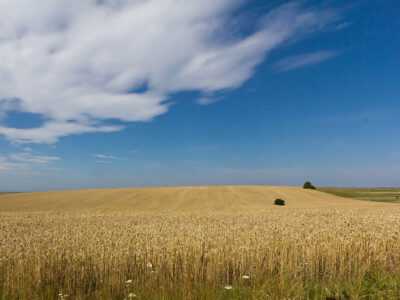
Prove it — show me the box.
[1,187,400,299]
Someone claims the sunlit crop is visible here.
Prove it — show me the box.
[1,208,400,299]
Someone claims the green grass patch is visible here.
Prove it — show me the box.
[3,269,400,299]
[318,187,400,203]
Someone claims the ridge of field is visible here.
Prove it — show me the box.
[0,185,394,212]
[318,187,400,203]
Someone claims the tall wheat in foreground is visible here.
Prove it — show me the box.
[1,207,400,299]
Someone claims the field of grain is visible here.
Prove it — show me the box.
[319,187,400,203]
[0,186,388,211]
[1,186,400,299]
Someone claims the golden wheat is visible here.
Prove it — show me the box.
[1,207,400,299]
[0,186,389,212]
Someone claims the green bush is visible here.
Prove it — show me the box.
[274,199,285,206]
[303,181,316,189]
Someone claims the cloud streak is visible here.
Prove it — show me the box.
[0,1,339,143]
[94,154,115,160]
[9,153,60,164]
[196,97,221,106]
[0,155,27,171]
[273,50,341,71]
[0,152,60,172]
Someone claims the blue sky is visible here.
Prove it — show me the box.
[0,0,399,191]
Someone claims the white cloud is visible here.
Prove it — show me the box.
[9,152,59,164]
[0,1,339,143]
[94,154,115,159]
[336,22,351,30]
[0,155,27,171]
[273,50,340,71]
[0,152,60,172]
[0,121,123,144]
[196,97,221,106]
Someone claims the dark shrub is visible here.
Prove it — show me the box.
[303,181,316,189]
[274,199,285,206]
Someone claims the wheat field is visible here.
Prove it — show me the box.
[1,186,400,299]
[0,186,389,212]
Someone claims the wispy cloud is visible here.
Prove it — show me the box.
[94,154,115,160]
[0,121,122,144]
[196,97,218,106]
[196,95,225,106]
[0,152,60,173]
[9,153,60,164]
[335,22,351,30]
[273,50,341,72]
[0,155,27,171]
[0,1,340,143]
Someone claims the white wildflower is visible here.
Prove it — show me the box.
[146,262,153,268]
[128,293,137,298]
[224,285,233,290]
[242,275,250,279]
[126,279,132,284]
